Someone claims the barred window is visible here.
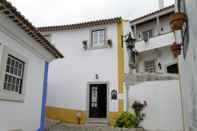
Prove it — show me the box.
[144,60,156,73]
[3,55,25,94]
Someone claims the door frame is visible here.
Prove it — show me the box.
[86,81,109,121]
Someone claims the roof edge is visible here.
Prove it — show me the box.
[37,17,123,32]
[130,5,175,24]
[0,0,63,59]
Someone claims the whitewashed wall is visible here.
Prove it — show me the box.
[128,80,183,131]
[137,46,177,73]
[177,0,197,130]
[0,14,47,131]
[47,24,120,112]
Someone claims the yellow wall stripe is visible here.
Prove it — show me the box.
[46,106,86,124]
[117,20,125,112]
[109,112,122,126]
[46,106,122,127]
[118,99,124,112]
[117,21,125,94]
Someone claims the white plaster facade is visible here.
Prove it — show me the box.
[47,24,119,111]
[175,0,197,131]
[130,6,177,74]
[0,2,61,131]
[129,80,183,131]
[126,5,183,131]
[39,19,131,124]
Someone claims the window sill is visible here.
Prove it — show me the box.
[87,44,111,50]
[0,92,25,102]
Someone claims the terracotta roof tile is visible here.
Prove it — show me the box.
[0,0,63,58]
[37,17,122,32]
[130,5,175,24]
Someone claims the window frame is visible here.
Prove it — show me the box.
[90,28,107,49]
[142,29,153,42]
[0,45,28,102]
[144,59,156,73]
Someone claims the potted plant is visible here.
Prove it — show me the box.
[170,12,187,31]
[171,42,182,58]
[132,100,147,128]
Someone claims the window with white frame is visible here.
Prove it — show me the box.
[142,29,153,42]
[4,55,25,94]
[91,29,105,48]
[0,46,27,102]
[144,60,156,73]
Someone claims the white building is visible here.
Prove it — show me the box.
[174,0,197,131]
[38,18,130,125]
[130,5,178,74]
[126,4,183,131]
[0,1,63,131]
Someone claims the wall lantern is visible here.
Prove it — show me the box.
[82,40,88,50]
[122,32,138,69]
[107,39,112,48]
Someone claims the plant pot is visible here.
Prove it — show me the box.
[170,12,187,31]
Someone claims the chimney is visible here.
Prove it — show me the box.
[158,0,164,9]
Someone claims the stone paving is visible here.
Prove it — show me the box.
[45,119,144,131]
[45,119,183,131]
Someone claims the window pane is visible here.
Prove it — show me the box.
[144,60,156,73]
[92,29,105,47]
[99,30,105,43]
[3,55,25,94]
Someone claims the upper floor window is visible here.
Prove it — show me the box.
[91,29,105,48]
[142,30,153,42]
[144,60,156,73]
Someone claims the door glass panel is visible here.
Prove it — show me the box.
[91,86,98,108]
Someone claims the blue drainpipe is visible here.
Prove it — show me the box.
[38,62,49,131]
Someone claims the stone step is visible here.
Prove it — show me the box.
[86,119,109,127]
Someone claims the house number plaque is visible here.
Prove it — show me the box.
[111,90,117,100]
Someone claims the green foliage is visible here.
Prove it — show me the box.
[114,112,137,128]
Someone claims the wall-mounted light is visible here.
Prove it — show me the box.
[122,32,137,69]
[82,40,88,50]
[107,39,112,48]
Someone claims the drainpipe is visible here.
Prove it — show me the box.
[38,62,49,131]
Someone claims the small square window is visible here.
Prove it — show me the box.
[91,29,105,48]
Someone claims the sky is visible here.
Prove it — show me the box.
[7,0,174,27]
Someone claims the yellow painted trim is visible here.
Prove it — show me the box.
[109,112,121,126]
[46,106,86,124]
[46,106,122,127]
[118,99,124,112]
[117,21,125,94]
[117,20,125,112]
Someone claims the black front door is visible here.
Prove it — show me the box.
[89,84,107,118]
